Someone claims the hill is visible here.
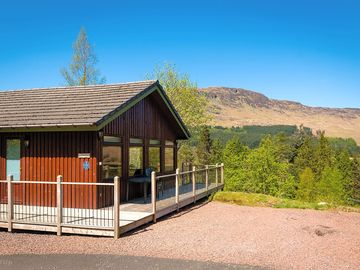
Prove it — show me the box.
[200,87,360,144]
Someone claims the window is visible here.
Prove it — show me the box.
[149,147,161,172]
[165,140,174,146]
[164,147,174,172]
[102,136,122,180]
[129,147,143,176]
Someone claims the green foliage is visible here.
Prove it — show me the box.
[223,137,248,191]
[297,167,316,202]
[149,63,210,128]
[61,27,106,86]
[213,191,360,212]
[317,166,345,204]
[329,137,360,155]
[196,126,212,165]
[239,136,296,198]
[210,138,223,164]
[208,125,305,148]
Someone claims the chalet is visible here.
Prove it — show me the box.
[0,80,190,208]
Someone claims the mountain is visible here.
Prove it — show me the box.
[200,87,360,144]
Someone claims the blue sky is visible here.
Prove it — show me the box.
[0,0,359,108]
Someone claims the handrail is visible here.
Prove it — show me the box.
[6,180,114,186]
[156,165,221,179]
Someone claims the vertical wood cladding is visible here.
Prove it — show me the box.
[0,132,99,208]
[103,91,178,200]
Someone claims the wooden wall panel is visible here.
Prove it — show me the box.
[103,91,179,201]
[0,131,99,208]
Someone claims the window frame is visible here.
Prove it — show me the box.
[148,139,162,173]
[129,137,145,177]
[164,140,175,172]
[102,135,123,182]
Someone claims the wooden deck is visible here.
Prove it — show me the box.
[0,182,224,237]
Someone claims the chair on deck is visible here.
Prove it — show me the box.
[126,168,157,203]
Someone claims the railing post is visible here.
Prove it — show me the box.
[151,171,157,223]
[221,163,224,184]
[205,165,209,195]
[175,168,180,212]
[56,175,63,236]
[7,175,13,232]
[192,166,196,203]
[215,163,219,187]
[114,176,120,239]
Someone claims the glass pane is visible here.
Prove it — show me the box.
[149,139,161,145]
[129,147,143,176]
[149,147,161,172]
[165,147,174,172]
[165,140,174,146]
[6,139,21,181]
[102,145,122,179]
[130,138,143,144]
[104,136,122,143]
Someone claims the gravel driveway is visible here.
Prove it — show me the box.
[0,201,359,270]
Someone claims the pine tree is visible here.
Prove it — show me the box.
[61,27,106,86]
[210,138,223,164]
[196,126,212,165]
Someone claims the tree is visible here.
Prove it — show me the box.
[210,138,223,164]
[61,27,105,86]
[317,166,344,204]
[239,136,296,198]
[297,167,315,202]
[223,137,248,191]
[148,63,210,128]
[313,131,333,178]
[196,126,212,165]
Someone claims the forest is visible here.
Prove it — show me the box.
[185,125,360,206]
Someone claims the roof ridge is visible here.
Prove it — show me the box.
[0,80,157,93]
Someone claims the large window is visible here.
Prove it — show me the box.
[102,136,122,180]
[164,146,174,172]
[129,138,144,176]
[149,139,161,172]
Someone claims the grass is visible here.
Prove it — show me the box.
[211,191,360,213]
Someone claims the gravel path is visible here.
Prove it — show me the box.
[0,201,359,270]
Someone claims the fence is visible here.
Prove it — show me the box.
[0,163,224,238]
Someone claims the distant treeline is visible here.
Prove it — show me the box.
[180,124,360,206]
[188,125,360,155]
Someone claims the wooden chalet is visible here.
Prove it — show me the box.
[0,80,190,208]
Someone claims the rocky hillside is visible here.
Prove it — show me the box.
[200,87,360,144]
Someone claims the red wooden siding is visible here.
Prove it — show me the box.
[0,132,99,208]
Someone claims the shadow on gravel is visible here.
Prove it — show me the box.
[0,254,267,270]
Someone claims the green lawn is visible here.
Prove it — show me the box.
[211,191,360,213]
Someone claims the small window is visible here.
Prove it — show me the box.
[165,140,174,146]
[149,147,161,172]
[104,136,122,143]
[130,138,143,144]
[149,139,161,145]
[129,146,143,176]
[165,147,174,172]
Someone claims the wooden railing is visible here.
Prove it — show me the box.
[151,163,224,223]
[0,163,224,239]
